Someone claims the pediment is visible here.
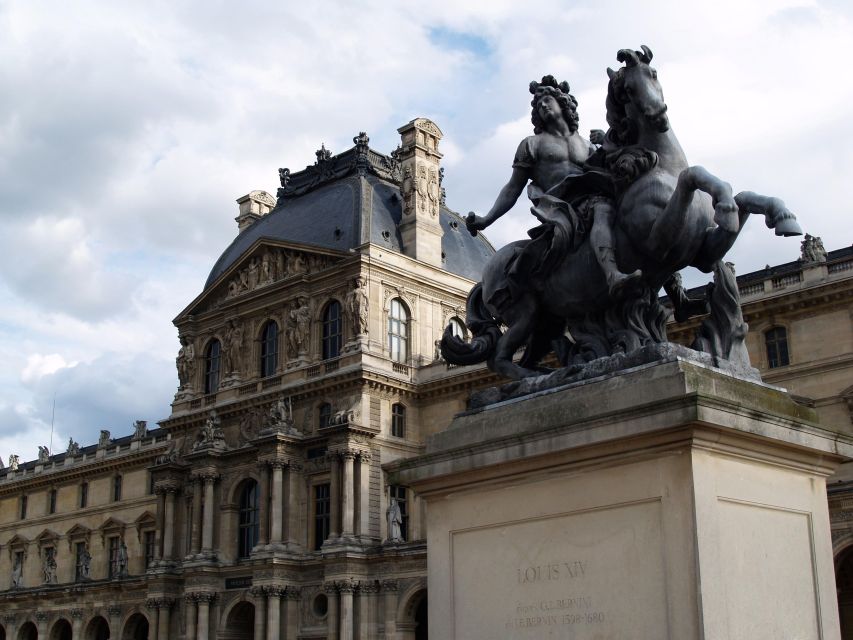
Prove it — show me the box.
[179,241,347,319]
[97,517,126,541]
[133,511,156,535]
[35,529,60,546]
[6,534,29,548]
[66,523,91,539]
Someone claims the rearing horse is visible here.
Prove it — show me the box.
[443,45,802,379]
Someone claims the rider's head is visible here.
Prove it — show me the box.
[529,75,579,134]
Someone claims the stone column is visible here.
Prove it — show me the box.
[201,473,218,555]
[357,581,377,640]
[197,593,215,640]
[285,464,301,547]
[266,587,283,640]
[357,453,371,538]
[190,478,202,555]
[35,611,48,637]
[163,487,177,561]
[329,455,341,539]
[149,598,173,640]
[338,580,355,640]
[325,582,340,640]
[250,586,266,640]
[270,462,285,545]
[70,610,84,638]
[155,489,166,560]
[382,580,398,639]
[185,594,198,640]
[341,451,356,538]
[146,603,160,640]
[257,464,270,547]
[285,586,301,639]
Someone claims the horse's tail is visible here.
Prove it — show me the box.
[440,283,502,366]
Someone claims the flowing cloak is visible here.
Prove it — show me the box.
[491,140,616,309]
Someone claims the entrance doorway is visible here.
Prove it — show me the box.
[223,601,255,640]
[122,613,150,640]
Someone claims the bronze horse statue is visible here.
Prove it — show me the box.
[443,46,802,379]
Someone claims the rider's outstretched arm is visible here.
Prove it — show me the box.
[467,167,529,234]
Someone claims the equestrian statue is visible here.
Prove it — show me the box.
[441,45,802,380]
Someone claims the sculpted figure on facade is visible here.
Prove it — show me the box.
[10,554,23,588]
[287,297,312,357]
[79,544,92,580]
[67,438,79,456]
[8,454,19,470]
[176,336,195,388]
[37,445,49,463]
[194,409,225,449]
[223,319,245,374]
[42,548,57,584]
[387,498,403,543]
[269,395,293,428]
[345,276,370,336]
[98,430,111,448]
[132,420,148,440]
[117,540,129,577]
[442,46,802,381]
[801,234,827,263]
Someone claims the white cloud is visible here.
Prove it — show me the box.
[20,353,76,384]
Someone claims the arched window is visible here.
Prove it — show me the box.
[318,403,332,429]
[237,480,260,559]
[204,339,221,394]
[322,301,343,360]
[448,317,466,339]
[260,321,279,378]
[765,326,790,368]
[391,403,406,438]
[388,298,409,363]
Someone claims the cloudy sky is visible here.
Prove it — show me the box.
[1,0,851,462]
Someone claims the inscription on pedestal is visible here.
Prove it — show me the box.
[450,499,667,639]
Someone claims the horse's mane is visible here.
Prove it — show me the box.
[605,68,636,146]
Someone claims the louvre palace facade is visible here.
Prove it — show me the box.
[0,117,851,640]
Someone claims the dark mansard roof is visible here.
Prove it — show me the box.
[204,138,495,290]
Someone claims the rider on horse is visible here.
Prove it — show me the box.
[465,75,643,307]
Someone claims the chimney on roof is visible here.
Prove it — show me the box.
[396,118,445,267]
[235,190,276,234]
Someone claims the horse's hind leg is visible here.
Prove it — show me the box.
[650,166,738,258]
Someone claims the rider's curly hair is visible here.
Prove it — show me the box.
[529,75,579,134]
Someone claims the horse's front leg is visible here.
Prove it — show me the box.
[734,191,803,237]
[490,295,543,379]
[650,166,738,258]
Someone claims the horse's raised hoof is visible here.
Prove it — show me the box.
[772,215,803,237]
[608,269,644,300]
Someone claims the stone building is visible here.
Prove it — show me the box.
[0,115,851,639]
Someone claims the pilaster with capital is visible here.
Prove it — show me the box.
[184,592,199,640]
[154,480,181,562]
[325,581,340,640]
[285,586,302,638]
[358,580,379,639]
[337,579,356,640]
[195,471,220,556]
[265,586,285,640]
[381,579,398,639]
[195,592,217,640]
[250,586,267,640]
[356,450,372,538]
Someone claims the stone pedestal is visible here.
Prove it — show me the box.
[388,358,853,640]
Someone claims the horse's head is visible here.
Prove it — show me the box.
[606,45,669,143]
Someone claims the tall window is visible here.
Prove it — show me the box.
[19,495,27,520]
[48,488,57,514]
[322,301,343,360]
[113,475,123,502]
[318,403,332,429]
[765,327,790,368]
[260,321,279,377]
[237,480,260,559]
[80,482,89,508]
[144,531,156,568]
[314,484,331,550]
[204,339,221,394]
[391,403,406,438]
[108,536,120,578]
[388,298,409,363]
[389,485,409,541]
